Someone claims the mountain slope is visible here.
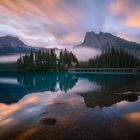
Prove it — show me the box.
[0,35,33,55]
[76,31,140,59]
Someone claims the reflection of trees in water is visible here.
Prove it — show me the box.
[58,73,78,92]
[0,72,79,104]
[78,74,140,93]
[17,73,140,98]
[78,74,140,108]
[17,73,78,93]
[81,90,138,108]
[17,73,57,92]
[1,72,140,105]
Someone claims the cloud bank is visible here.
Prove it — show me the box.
[0,0,140,48]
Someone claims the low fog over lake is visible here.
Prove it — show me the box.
[0,47,101,63]
[71,47,101,61]
[0,54,20,63]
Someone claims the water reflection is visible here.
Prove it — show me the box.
[125,112,140,123]
[0,78,18,85]
[0,72,140,139]
[17,73,79,92]
[81,91,139,108]
[0,72,140,105]
[0,92,85,136]
[0,92,140,140]
[18,73,140,94]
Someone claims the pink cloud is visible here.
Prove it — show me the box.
[0,0,140,48]
[110,0,140,28]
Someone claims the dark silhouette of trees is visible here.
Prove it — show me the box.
[88,47,140,68]
[17,47,139,71]
[58,49,78,70]
[17,48,78,71]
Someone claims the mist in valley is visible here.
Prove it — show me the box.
[70,47,101,62]
[0,54,20,63]
[0,47,101,63]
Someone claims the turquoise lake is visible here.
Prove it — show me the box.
[0,72,140,140]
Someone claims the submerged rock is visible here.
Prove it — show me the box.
[116,91,140,96]
[116,91,140,102]
[40,118,57,126]
[115,91,140,102]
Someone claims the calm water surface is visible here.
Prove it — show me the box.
[0,72,140,140]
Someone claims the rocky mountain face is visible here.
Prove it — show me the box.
[77,31,140,59]
[0,35,59,56]
[0,35,32,55]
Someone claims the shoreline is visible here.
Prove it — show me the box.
[0,70,140,75]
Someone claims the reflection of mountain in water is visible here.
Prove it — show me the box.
[78,74,140,93]
[0,72,78,103]
[79,74,140,108]
[81,91,138,108]
[0,72,140,106]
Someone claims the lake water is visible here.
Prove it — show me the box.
[0,72,140,140]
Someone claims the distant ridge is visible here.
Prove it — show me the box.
[76,31,140,59]
[0,35,33,55]
[0,35,57,56]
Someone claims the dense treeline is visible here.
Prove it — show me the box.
[17,49,78,71]
[88,47,140,68]
[17,47,140,71]
[59,49,78,70]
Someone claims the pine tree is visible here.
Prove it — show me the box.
[17,49,79,71]
[88,47,140,68]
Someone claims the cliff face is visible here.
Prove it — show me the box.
[0,35,28,48]
[0,35,31,55]
[0,35,58,56]
[80,31,140,49]
[77,31,140,59]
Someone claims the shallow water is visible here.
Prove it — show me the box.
[0,72,140,140]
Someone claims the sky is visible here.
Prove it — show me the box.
[0,0,140,48]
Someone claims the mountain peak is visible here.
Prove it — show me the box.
[83,31,101,48]
[77,31,140,59]
[0,35,28,48]
[4,35,18,38]
[99,31,103,35]
[0,35,32,55]
[0,35,54,56]
[0,35,21,42]
[79,31,139,48]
